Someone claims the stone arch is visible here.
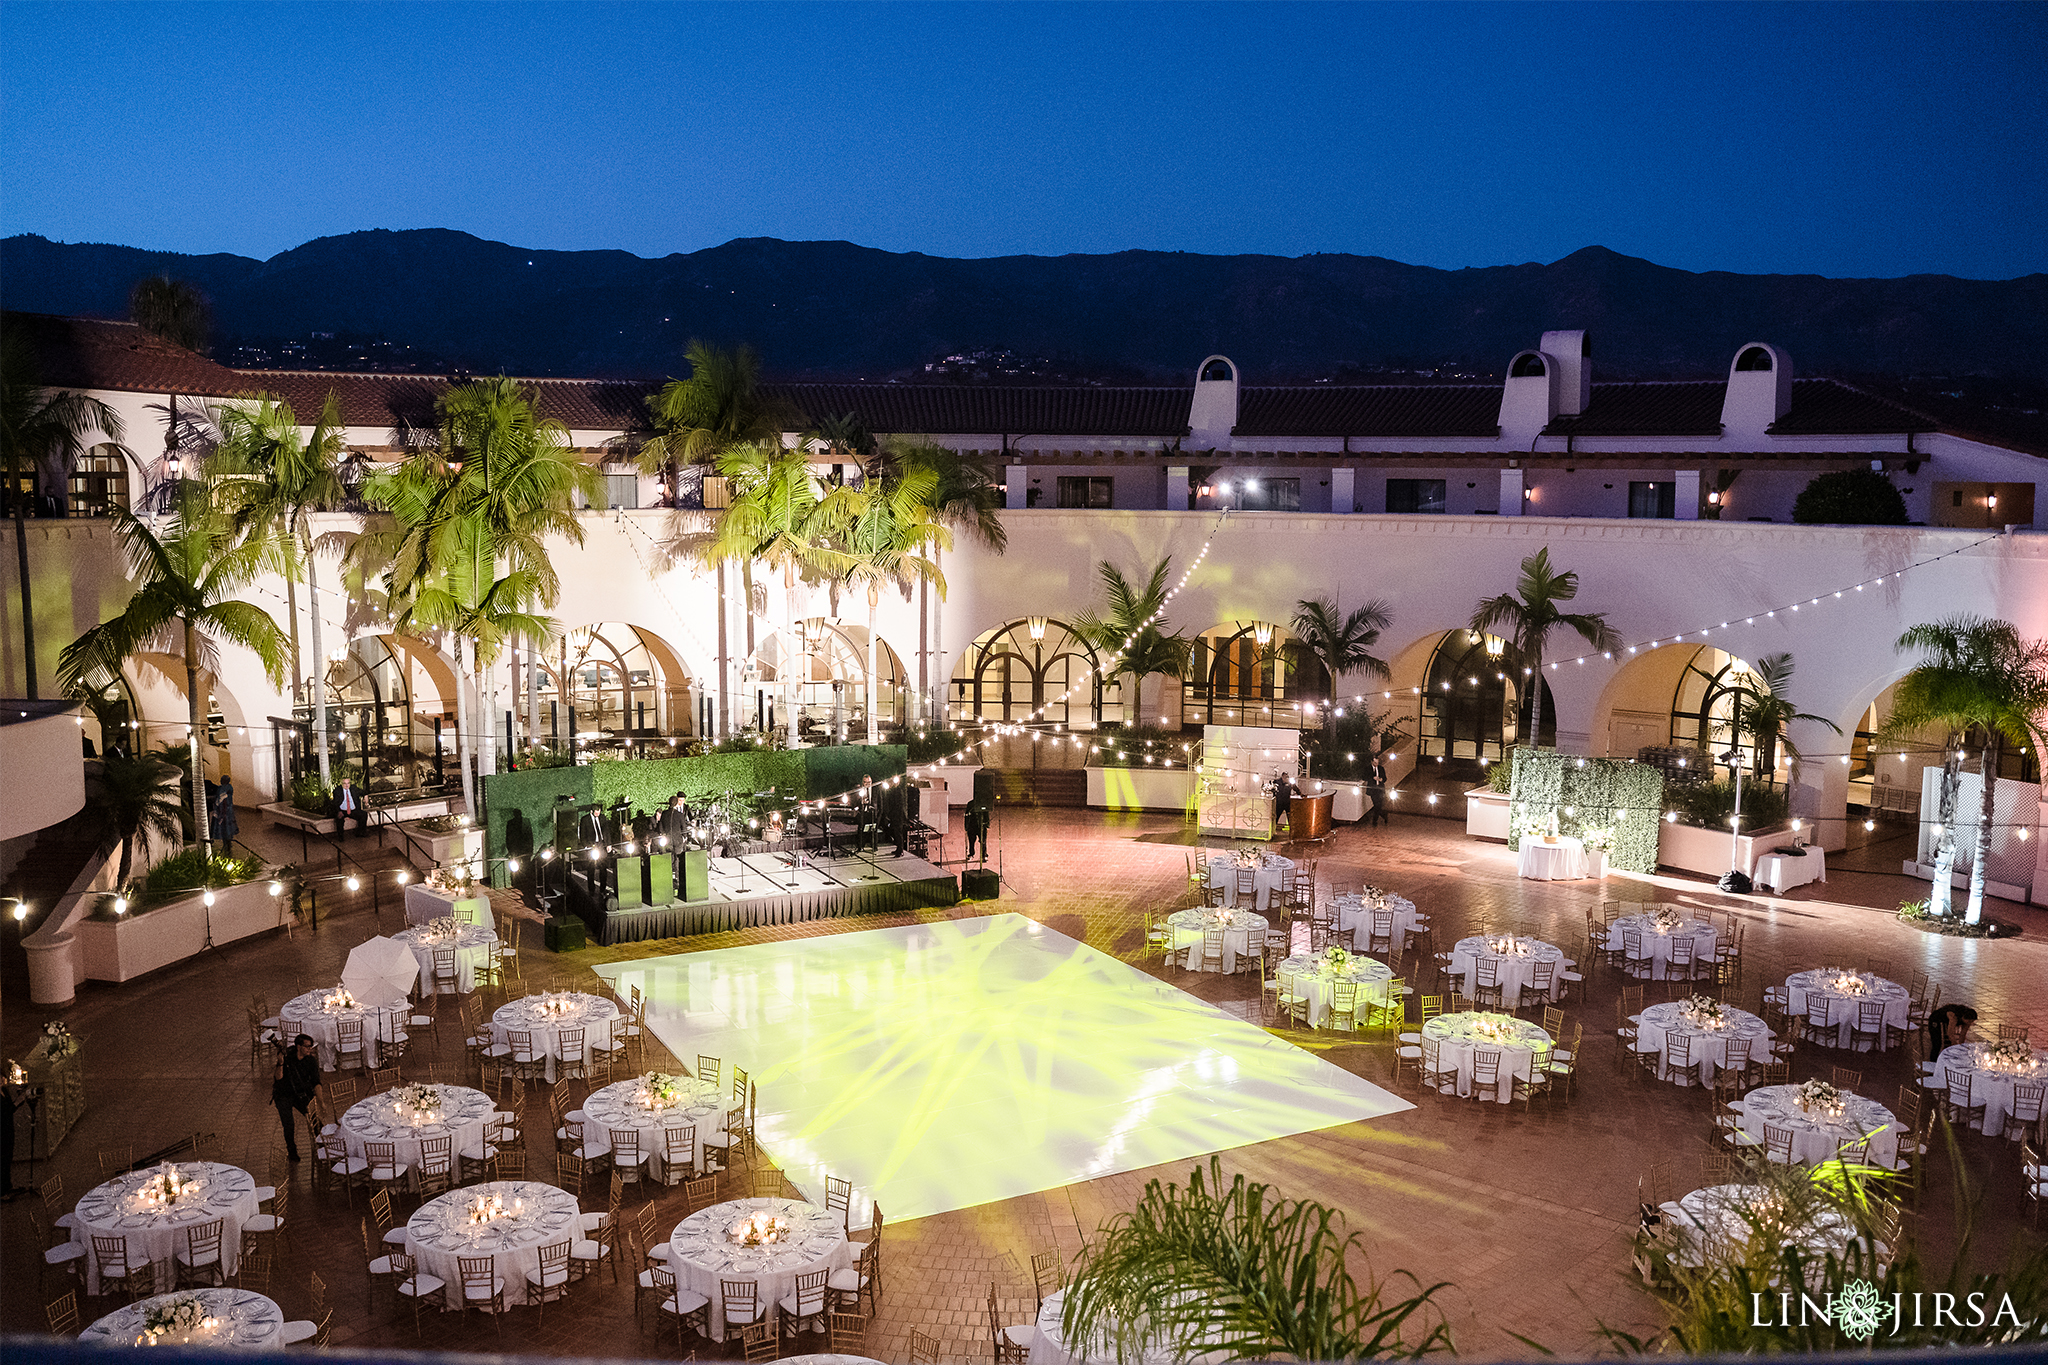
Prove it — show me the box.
[948,616,1107,727]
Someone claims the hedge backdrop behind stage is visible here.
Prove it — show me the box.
[479,746,908,887]
[1506,746,1665,875]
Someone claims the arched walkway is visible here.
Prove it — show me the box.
[949,617,1107,727]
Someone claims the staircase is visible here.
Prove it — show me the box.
[988,768,1088,808]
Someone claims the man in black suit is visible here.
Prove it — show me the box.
[576,804,610,850]
[1366,756,1390,827]
[327,776,370,839]
[658,792,691,849]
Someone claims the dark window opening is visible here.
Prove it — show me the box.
[1629,481,1676,519]
[1200,359,1234,382]
[1386,479,1447,514]
[1510,353,1547,378]
[1736,346,1774,372]
[1236,478,1299,512]
[1056,477,1112,509]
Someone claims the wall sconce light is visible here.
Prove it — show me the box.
[1708,490,1721,505]
[1252,622,1273,646]
[1026,616,1048,642]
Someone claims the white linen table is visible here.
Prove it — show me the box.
[1608,914,1718,981]
[1516,836,1587,881]
[392,922,500,995]
[666,1197,852,1337]
[1751,847,1826,894]
[1166,907,1267,973]
[277,989,408,1071]
[579,1074,728,1182]
[1276,953,1393,1029]
[79,1288,284,1349]
[1668,1184,1856,1265]
[1028,1285,1183,1365]
[403,1179,579,1307]
[340,1084,496,1188]
[491,992,620,1081]
[1738,1084,1900,1168]
[1423,1013,1552,1103]
[405,883,493,930]
[1635,1002,1774,1086]
[1206,854,1294,912]
[1334,894,1425,956]
[1447,935,1564,1011]
[70,1161,259,1296]
[1784,969,1909,1051]
[781,1357,888,1365]
[1933,1042,2048,1137]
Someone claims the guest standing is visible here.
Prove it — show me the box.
[271,1034,322,1162]
[212,775,240,850]
[1366,756,1390,827]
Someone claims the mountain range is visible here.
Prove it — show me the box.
[4,229,2045,384]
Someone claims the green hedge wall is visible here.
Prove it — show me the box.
[478,765,593,889]
[800,745,908,801]
[591,752,807,817]
[1506,747,1665,875]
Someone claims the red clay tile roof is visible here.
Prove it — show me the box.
[763,384,1193,438]
[1235,385,1501,438]
[4,311,253,396]
[1769,378,1938,435]
[237,372,658,434]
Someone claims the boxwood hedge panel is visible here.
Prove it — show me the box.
[1506,747,1664,875]
[800,745,908,801]
[478,765,593,888]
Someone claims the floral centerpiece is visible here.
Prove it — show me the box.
[1580,827,1616,853]
[138,1294,216,1345]
[426,915,462,940]
[638,1072,687,1111]
[1361,884,1387,906]
[1321,945,1352,974]
[1516,815,1557,843]
[138,1163,201,1207]
[1825,970,1868,995]
[1797,1079,1846,1117]
[1648,908,1684,934]
[466,1191,523,1223]
[395,1083,443,1120]
[727,1209,789,1246]
[1467,1014,1519,1044]
[1985,1038,2037,1069]
[322,983,359,1011]
[1679,994,1726,1028]
[33,1021,80,1061]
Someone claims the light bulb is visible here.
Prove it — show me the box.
[203,890,216,906]
[268,880,283,897]
[345,877,360,892]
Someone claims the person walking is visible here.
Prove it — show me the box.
[271,1034,322,1162]
[212,774,240,851]
[1366,755,1390,827]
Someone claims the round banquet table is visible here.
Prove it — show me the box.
[404,1179,580,1307]
[1423,1013,1552,1103]
[781,1358,888,1365]
[340,1084,497,1187]
[1933,1042,2048,1137]
[667,1197,853,1337]
[491,992,620,1081]
[79,1288,284,1349]
[579,1075,728,1182]
[1737,1085,1900,1168]
[1207,854,1294,912]
[1667,1184,1856,1265]
[1635,1002,1774,1087]
[277,990,408,1071]
[70,1161,259,1296]
[1784,970,1909,1051]
[1276,953,1393,1029]
[393,922,500,995]
[1028,1285,1182,1365]
[404,883,494,930]
[1608,914,1718,981]
[1447,935,1565,1012]
[1335,894,1425,956]
[1165,907,1266,973]
[1516,836,1587,881]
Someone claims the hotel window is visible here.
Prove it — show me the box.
[1629,481,1676,518]
[1237,478,1300,512]
[1386,479,1446,514]
[1056,477,1114,509]
[604,473,639,509]
[68,445,129,517]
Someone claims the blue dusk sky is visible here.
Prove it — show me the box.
[2,1,2043,279]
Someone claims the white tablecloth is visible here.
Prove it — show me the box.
[71,1162,259,1296]
[579,1075,728,1181]
[1933,1043,2048,1136]
[1516,837,1587,880]
[1784,970,1909,1051]
[405,883,493,930]
[340,1085,496,1185]
[1751,847,1827,893]
[1335,894,1424,955]
[491,993,620,1080]
[392,923,500,995]
[1636,1002,1774,1086]
[1276,954,1393,1028]
[1738,1085,1900,1168]
[1669,1185,1856,1263]
[1448,936,1564,1011]
[404,1180,580,1307]
[1207,854,1294,912]
[79,1288,284,1349]
[666,1198,852,1336]
[1166,908,1267,973]
[1028,1286,1180,1365]
[1424,1013,1551,1103]
[1609,915,1719,981]
[277,990,408,1070]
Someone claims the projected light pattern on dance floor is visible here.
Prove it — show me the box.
[594,914,1412,1222]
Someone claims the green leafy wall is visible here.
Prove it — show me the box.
[478,765,593,888]
[591,752,807,816]
[800,745,908,801]
[1506,746,1665,874]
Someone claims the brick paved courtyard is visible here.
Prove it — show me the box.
[6,804,2044,1359]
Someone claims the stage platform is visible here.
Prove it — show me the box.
[577,847,961,944]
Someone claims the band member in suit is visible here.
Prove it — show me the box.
[1366,756,1390,827]
[576,804,610,849]
[658,792,691,848]
[963,799,991,863]
[856,776,879,852]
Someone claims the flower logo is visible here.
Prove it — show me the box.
[1833,1278,1887,1342]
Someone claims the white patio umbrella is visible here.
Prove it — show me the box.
[342,936,419,1006]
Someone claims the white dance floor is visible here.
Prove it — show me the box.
[593,914,1411,1222]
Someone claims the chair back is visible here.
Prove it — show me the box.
[557,1025,586,1063]
[458,1254,498,1296]
[338,1018,364,1048]
[722,1277,758,1317]
[697,1055,721,1084]
[187,1217,225,1264]
[510,1030,538,1064]
[1472,1048,1502,1087]
[790,1266,829,1314]
[91,1233,132,1276]
[1666,1034,1691,1067]
[664,1123,696,1166]
[1764,1124,1795,1163]
[684,1174,719,1212]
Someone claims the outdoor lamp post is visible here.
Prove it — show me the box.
[1717,746,1751,892]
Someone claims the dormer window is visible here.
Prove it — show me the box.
[1200,359,1234,382]
[1736,346,1774,372]
[1509,353,1547,378]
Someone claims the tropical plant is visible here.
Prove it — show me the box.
[1791,468,1909,526]
[1469,547,1621,748]
[1073,559,1194,728]
[132,846,267,909]
[90,749,185,885]
[1063,1157,1453,1362]
[58,488,290,853]
[1667,779,1789,833]
[1728,652,1842,783]
[893,440,1007,723]
[1879,615,2048,924]
[1290,594,1394,698]
[638,341,789,478]
[1301,706,1413,783]
[837,464,949,742]
[0,328,126,699]
[129,276,212,354]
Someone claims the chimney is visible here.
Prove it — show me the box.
[1540,330,1591,415]
[1720,343,1793,439]
[1189,356,1238,444]
[1497,348,1558,442]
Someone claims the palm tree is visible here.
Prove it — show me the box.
[1073,559,1194,728]
[1,328,125,699]
[1469,547,1620,749]
[90,749,185,885]
[894,440,1006,724]
[212,393,348,788]
[1881,616,2048,924]
[1728,653,1841,785]
[58,486,290,853]
[129,276,212,353]
[838,465,950,743]
[1291,594,1394,701]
